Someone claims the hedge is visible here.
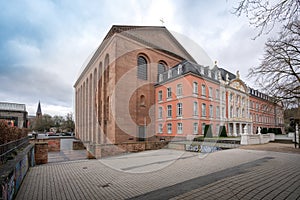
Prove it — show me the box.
[0,120,28,145]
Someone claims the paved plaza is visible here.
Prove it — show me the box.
[16,148,300,200]
[48,138,87,163]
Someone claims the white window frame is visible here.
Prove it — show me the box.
[167,105,172,118]
[209,87,213,98]
[158,90,162,102]
[158,107,163,119]
[216,106,220,118]
[177,123,183,134]
[176,84,183,97]
[193,82,198,94]
[167,123,172,134]
[167,87,172,99]
[177,103,183,117]
[193,123,198,134]
[202,103,206,117]
[202,123,206,135]
[158,124,163,133]
[201,84,206,96]
[209,105,213,118]
[193,101,198,116]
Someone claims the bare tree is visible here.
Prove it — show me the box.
[234,0,300,38]
[234,0,300,107]
[249,20,300,103]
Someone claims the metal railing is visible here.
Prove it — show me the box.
[0,137,29,165]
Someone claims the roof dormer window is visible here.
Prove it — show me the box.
[168,69,172,78]
[177,64,182,75]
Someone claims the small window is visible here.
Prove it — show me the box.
[158,62,166,75]
[140,95,145,106]
[202,123,206,135]
[167,87,172,99]
[177,123,183,134]
[176,84,183,97]
[168,70,172,78]
[230,93,233,102]
[216,106,220,118]
[201,84,206,96]
[167,123,172,134]
[193,82,198,94]
[158,91,162,102]
[193,101,198,116]
[200,67,204,74]
[158,107,163,119]
[209,87,213,98]
[216,124,220,135]
[167,105,172,118]
[202,103,206,117]
[137,56,148,80]
[158,124,163,133]
[193,123,198,134]
[177,103,183,117]
[177,64,182,74]
[222,107,225,118]
[159,74,163,82]
[216,89,220,100]
[209,105,213,118]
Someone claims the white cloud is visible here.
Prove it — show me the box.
[0,0,278,116]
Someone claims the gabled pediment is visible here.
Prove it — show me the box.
[229,79,247,93]
[106,25,196,63]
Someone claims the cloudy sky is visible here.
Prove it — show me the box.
[0,0,272,116]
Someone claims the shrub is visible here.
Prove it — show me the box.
[261,127,268,134]
[0,120,28,145]
[219,126,227,137]
[204,124,213,138]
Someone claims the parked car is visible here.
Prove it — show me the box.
[61,132,74,136]
[46,132,56,136]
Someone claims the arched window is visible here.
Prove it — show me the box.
[104,54,110,81]
[140,95,145,106]
[137,55,148,80]
[158,62,166,75]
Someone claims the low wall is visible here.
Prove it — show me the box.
[36,138,60,152]
[73,140,85,150]
[0,144,35,200]
[241,133,275,145]
[86,141,169,158]
[35,142,48,165]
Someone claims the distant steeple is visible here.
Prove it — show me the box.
[36,101,42,118]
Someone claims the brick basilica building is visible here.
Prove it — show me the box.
[74,25,284,157]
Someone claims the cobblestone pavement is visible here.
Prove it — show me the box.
[48,150,87,163]
[48,138,87,163]
[239,142,300,154]
[16,149,300,200]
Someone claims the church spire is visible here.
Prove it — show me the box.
[36,101,42,118]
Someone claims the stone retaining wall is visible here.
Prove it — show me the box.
[86,141,169,158]
[0,144,34,200]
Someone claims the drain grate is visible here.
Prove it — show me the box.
[99,183,111,188]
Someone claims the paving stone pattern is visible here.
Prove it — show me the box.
[16,149,300,200]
